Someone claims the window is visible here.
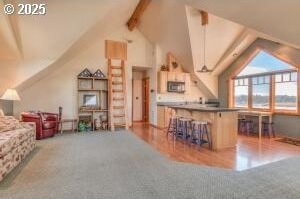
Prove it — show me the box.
[275,72,297,111]
[252,76,270,109]
[232,50,299,113]
[234,78,248,107]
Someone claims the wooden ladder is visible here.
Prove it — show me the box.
[108,59,129,131]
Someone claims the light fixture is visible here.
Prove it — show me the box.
[0,89,21,101]
[197,11,213,73]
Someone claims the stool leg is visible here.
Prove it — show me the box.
[272,124,275,138]
[204,125,211,149]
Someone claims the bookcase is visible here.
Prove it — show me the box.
[77,76,108,131]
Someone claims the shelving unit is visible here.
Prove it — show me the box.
[77,76,109,131]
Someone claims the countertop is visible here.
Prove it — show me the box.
[169,104,239,112]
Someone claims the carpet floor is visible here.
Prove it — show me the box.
[0,131,299,199]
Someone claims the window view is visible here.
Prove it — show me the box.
[275,72,297,110]
[252,76,270,109]
[233,50,298,112]
[234,79,248,107]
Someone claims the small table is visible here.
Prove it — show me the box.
[238,111,273,139]
[59,119,78,133]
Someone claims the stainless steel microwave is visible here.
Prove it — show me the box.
[167,81,185,93]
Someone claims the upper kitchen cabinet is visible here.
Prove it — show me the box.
[158,71,168,93]
[157,71,191,94]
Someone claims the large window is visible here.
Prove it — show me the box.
[275,72,298,111]
[252,76,270,109]
[232,50,299,113]
[234,78,248,107]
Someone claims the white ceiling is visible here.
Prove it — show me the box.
[0,0,139,93]
[184,0,300,49]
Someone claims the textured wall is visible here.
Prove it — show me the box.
[219,38,300,138]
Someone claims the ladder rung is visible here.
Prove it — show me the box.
[112,74,121,77]
[114,114,125,118]
[113,106,124,109]
[112,81,123,85]
[113,97,124,101]
[112,89,123,93]
[111,66,122,69]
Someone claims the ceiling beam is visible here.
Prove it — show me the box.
[199,10,208,25]
[127,0,152,31]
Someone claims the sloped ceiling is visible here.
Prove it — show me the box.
[0,0,139,94]
[184,0,300,49]
[138,0,254,98]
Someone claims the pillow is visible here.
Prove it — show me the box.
[0,116,23,133]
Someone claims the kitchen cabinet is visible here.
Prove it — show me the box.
[157,106,175,129]
[158,71,168,93]
[157,71,191,94]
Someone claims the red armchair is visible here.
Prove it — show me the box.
[21,112,58,140]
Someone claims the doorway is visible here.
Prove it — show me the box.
[132,69,149,123]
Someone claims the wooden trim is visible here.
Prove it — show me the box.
[199,10,208,25]
[229,48,260,79]
[127,0,152,31]
[255,45,300,69]
[270,75,275,112]
[248,78,253,109]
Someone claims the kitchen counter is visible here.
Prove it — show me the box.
[170,105,239,112]
[169,105,238,151]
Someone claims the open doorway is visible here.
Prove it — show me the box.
[132,68,150,123]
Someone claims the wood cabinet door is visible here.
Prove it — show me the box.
[158,71,168,93]
[157,106,166,128]
[167,72,176,81]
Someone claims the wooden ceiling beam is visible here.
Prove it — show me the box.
[127,0,152,31]
[199,10,208,26]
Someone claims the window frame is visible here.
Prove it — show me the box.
[229,48,300,115]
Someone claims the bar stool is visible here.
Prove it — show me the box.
[238,118,246,134]
[176,118,192,142]
[190,120,211,149]
[167,116,178,137]
[262,122,275,138]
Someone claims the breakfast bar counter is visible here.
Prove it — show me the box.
[170,105,239,151]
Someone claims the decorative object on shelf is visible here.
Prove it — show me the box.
[172,61,178,69]
[78,121,88,132]
[160,64,169,71]
[78,68,92,77]
[197,10,213,73]
[93,69,106,78]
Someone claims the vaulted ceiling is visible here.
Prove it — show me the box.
[0,0,299,99]
[0,0,139,93]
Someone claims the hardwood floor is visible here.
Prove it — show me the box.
[130,122,300,171]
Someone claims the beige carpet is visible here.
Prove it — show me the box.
[0,131,299,199]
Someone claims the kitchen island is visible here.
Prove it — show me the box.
[170,105,239,151]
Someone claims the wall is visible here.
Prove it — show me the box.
[219,38,300,138]
[14,26,154,126]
